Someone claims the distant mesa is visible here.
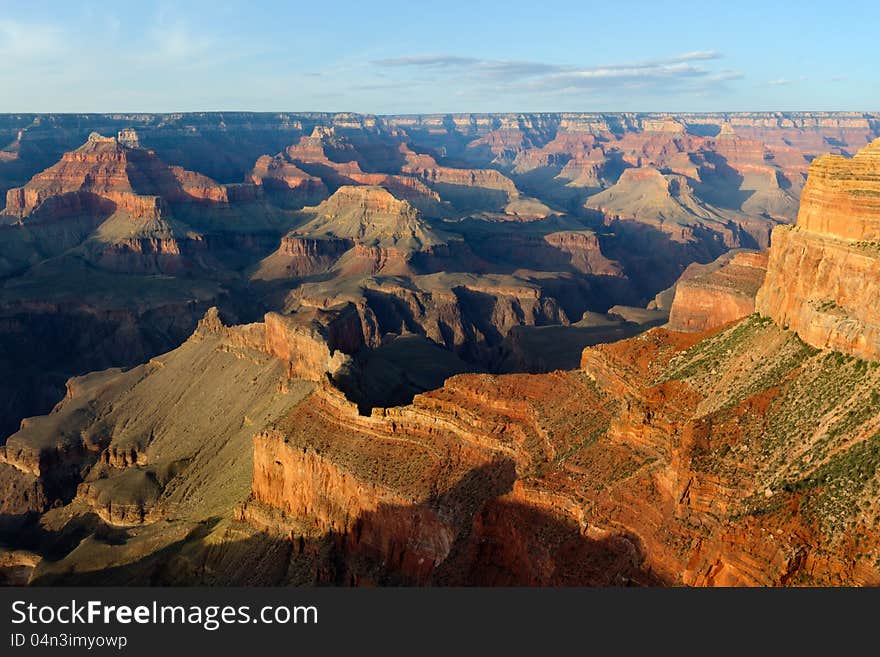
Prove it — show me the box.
[296,185,444,250]
[252,185,449,280]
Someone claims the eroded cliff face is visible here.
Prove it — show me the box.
[237,372,661,585]
[4,114,880,587]
[241,430,459,584]
[0,309,318,585]
[248,154,328,207]
[7,287,880,586]
[3,132,236,218]
[667,251,768,332]
[230,315,879,586]
[263,306,367,381]
[756,139,880,361]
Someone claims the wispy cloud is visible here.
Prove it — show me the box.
[0,19,65,60]
[373,55,481,68]
[150,23,215,61]
[671,50,723,62]
[709,70,745,81]
[372,50,738,99]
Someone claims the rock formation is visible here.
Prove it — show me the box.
[756,139,880,360]
[295,185,444,250]
[248,154,328,207]
[667,250,768,332]
[584,166,772,248]
[3,114,880,587]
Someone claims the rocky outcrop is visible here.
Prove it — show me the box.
[756,139,880,360]
[234,310,880,586]
[252,236,351,279]
[241,430,457,584]
[264,306,365,381]
[296,186,445,250]
[399,144,525,211]
[0,133,272,277]
[796,140,880,241]
[252,186,448,279]
[542,231,625,276]
[286,273,573,368]
[236,375,660,585]
[249,154,328,206]
[3,132,233,218]
[9,304,880,585]
[5,113,880,587]
[1,311,316,549]
[667,250,768,332]
[587,167,739,241]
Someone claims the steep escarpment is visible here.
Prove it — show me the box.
[667,250,768,332]
[3,130,295,274]
[248,154,328,208]
[0,309,315,582]
[11,307,880,586]
[284,271,576,370]
[4,131,232,217]
[797,139,880,240]
[295,186,445,250]
[585,166,774,249]
[756,139,880,361]
[236,372,660,585]
[230,314,880,586]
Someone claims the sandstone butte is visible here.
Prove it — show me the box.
[756,138,880,361]
[2,118,880,586]
[4,132,232,218]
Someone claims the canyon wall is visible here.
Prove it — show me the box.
[756,139,880,360]
[667,251,768,332]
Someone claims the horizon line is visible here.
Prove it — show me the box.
[1,109,878,117]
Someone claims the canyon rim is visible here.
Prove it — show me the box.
[1,1,879,596]
[1,113,879,587]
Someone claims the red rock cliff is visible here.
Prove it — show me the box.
[756,138,880,360]
[667,251,768,332]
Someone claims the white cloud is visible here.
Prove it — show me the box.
[373,55,481,68]
[371,51,738,97]
[148,16,217,62]
[0,19,65,61]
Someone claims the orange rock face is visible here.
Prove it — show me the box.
[4,113,880,587]
[542,231,625,276]
[796,139,880,241]
[757,138,880,360]
[236,315,880,586]
[263,306,366,381]
[248,154,328,205]
[243,429,458,584]
[238,371,665,585]
[3,132,232,218]
[667,251,768,332]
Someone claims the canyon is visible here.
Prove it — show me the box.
[1,113,879,586]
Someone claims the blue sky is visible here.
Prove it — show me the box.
[1,0,877,113]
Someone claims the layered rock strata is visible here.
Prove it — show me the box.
[756,139,880,360]
[667,251,768,332]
